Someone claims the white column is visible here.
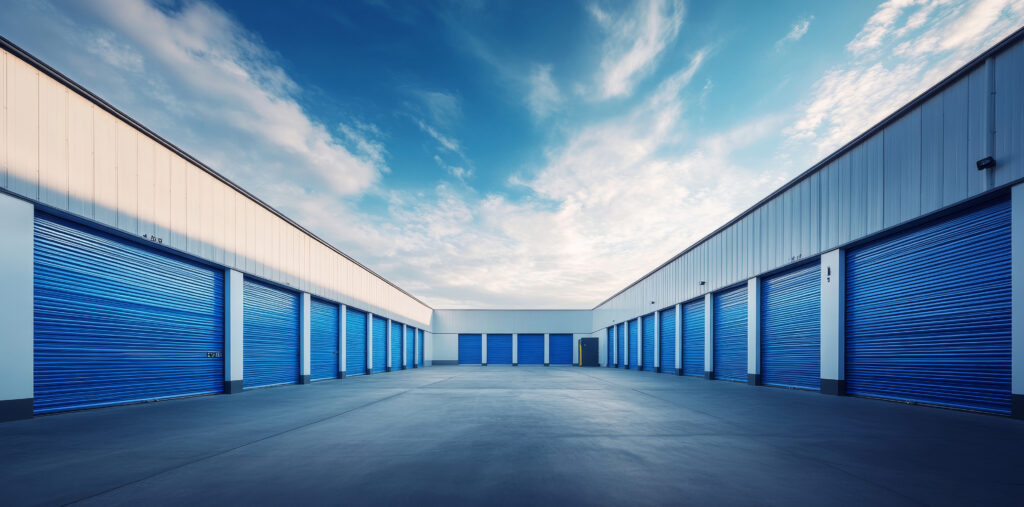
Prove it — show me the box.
[704,293,714,379]
[1012,184,1024,419]
[747,278,761,386]
[513,333,519,366]
[544,333,550,366]
[674,304,683,375]
[401,324,408,370]
[481,333,488,366]
[224,269,244,394]
[654,311,661,372]
[366,312,374,375]
[386,318,392,372]
[0,194,34,421]
[820,249,845,394]
[300,293,311,384]
[339,304,347,378]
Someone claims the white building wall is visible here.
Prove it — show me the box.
[432,310,593,363]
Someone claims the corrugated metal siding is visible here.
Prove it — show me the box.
[33,213,224,414]
[606,326,615,366]
[641,314,655,370]
[845,199,1012,414]
[242,277,300,389]
[406,326,415,368]
[486,334,513,364]
[713,286,747,382]
[417,329,423,366]
[628,320,638,369]
[760,263,820,390]
[549,334,573,365]
[458,334,482,364]
[310,298,339,381]
[371,315,387,373]
[345,308,367,376]
[391,321,403,369]
[659,308,675,372]
[617,323,625,369]
[518,334,544,365]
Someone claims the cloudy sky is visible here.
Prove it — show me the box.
[2,0,1022,308]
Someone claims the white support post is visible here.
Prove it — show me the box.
[820,249,845,395]
[300,293,311,384]
[1011,185,1024,419]
[386,318,392,372]
[747,278,761,386]
[224,269,244,394]
[654,311,661,372]
[704,293,714,379]
[481,333,488,366]
[366,312,374,375]
[544,333,550,366]
[339,305,347,378]
[674,304,683,375]
[513,333,519,366]
[0,194,34,421]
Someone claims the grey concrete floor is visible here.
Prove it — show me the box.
[1,366,1022,506]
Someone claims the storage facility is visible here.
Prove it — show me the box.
[1,25,1024,423]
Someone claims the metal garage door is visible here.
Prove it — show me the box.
[391,321,403,370]
[713,286,747,382]
[628,320,638,369]
[607,327,615,367]
[642,314,655,371]
[459,334,482,364]
[487,334,513,364]
[682,299,705,377]
[243,278,300,389]
[406,326,415,369]
[33,213,224,414]
[761,263,821,390]
[846,199,1011,414]
[617,323,625,368]
[519,334,544,365]
[418,329,423,367]
[346,308,367,376]
[550,334,573,365]
[659,308,675,373]
[372,315,387,373]
[310,298,339,381]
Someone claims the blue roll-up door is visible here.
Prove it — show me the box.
[346,308,367,376]
[310,298,339,381]
[458,334,482,364]
[405,326,415,369]
[659,308,675,373]
[243,278,300,389]
[391,321,403,370]
[487,334,513,364]
[642,314,655,371]
[617,323,625,368]
[761,263,820,390]
[372,315,387,373]
[550,334,573,365]
[33,213,224,414]
[417,329,423,366]
[628,320,638,369]
[607,327,615,367]
[713,286,747,382]
[519,334,544,364]
[682,299,705,376]
[846,199,1012,414]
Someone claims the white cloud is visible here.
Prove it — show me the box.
[775,16,813,51]
[593,0,685,99]
[415,118,462,155]
[526,64,562,119]
[434,155,473,182]
[415,90,462,126]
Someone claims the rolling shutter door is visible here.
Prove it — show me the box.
[761,263,820,390]
[845,199,1012,414]
[682,299,705,376]
[617,324,625,368]
[459,334,482,364]
[607,327,615,367]
[518,334,544,365]
[713,286,747,382]
[346,308,367,376]
[549,334,573,365]
[659,308,675,373]
[310,298,339,381]
[391,322,403,370]
[406,326,415,369]
[641,314,655,370]
[417,329,423,367]
[628,320,638,369]
[487,334,513,364]
[33,213,224,414]
[243,278,300,389]
[372,315,387,373]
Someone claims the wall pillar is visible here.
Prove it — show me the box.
[366,312,374,375]
[299,293,311,384]
[820,249,845,395]
[223,269,244,394]
[747,277,761,386]
[704,293,714,379]
[1012,184,1024,418]
[674,304,683,375]
[0,194,35,421]
[339,304,347,378]
[481,333,488,366]
[544,333,550,366]
[386,318,393,372]
[654,311,661,372]
[512,333,519,366]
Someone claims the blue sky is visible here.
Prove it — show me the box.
[2,0,1022,308]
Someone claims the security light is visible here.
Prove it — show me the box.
[977,156,996,170]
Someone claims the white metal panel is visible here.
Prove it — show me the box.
[6,55,38,200]
[38,74,67,209]
[921,95,944,215]
[967,66,988,196]
[168,155,187,251]
[233,190,246,271]
[67,93,93,218]
[211,177,225,266]
[942,79,970,207]
[185,162,202,256]
[1,50,6,189]
[92,108,116,227]
[115,121,138,234]
[136,136,154,235]
[995,41,1024,185]
[153,144,170,242]
[199,171,214,261]
[223,184,235,268]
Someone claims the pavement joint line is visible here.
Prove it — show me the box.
[65,374,458,506]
